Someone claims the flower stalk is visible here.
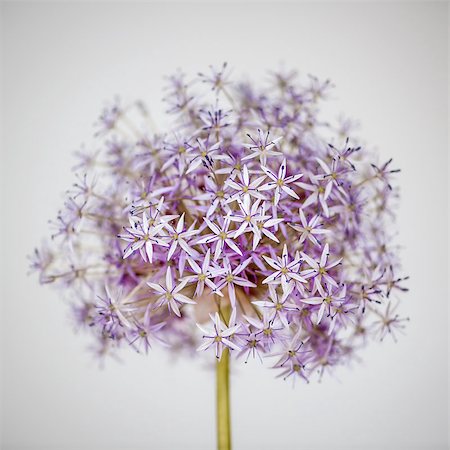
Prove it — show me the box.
[216,347,231,450]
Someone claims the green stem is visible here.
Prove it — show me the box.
[216,348,231,450]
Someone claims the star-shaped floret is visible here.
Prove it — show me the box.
[262,244,306,289]
[186,138,223,174]
[193,177,231,218]
[196,312,241,360]
[272,331,310,369]
[253,283,298,327]
[224,164,266,203]
[161,134,196,173]
[251,202,284,250]
[242,129,283,165]
[243,311,284,351]
[198,62,232,94]
[184,249,226,297]
[259,159,303,205]
[148,267,196,317]
[289,209,328,247]
[228,197,264,239]
[215,257,256,309]
[300,243,342,293]
[301,283,346,324]
[296,176,333,217]
[196,215,243,261]
[372,301,409,342]
[120,210,169,263]
[163,213,200,260]
[127,304,166,354]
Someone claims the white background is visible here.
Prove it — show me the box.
[1,2,448,449]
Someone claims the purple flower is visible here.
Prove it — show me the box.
[184,249,226,297]
[242,129,283,165]
[296,176,333,217]
[127,306,166,354]
[301,283,347,324]
[163,213,200,260]
[196,312,241,360]
[370,158,401,190]
[147,267,196,317]
[215,257,256,309]
[372,301,409,342]
[244,311,285,351]
[253,283,298,327]
[301,243,342,292]
[289,209,328,247]
[259,159,303,205]
[198,62,232,94]
[224,164,266,203]
[30,63,408,384]
[197,215,243,261]
[262,244,306,288]
[186,138,222,174]
[228,197,264,239]
[120,198,172,262]
[194,176,232,218]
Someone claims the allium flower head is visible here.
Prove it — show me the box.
[31,63,408,382]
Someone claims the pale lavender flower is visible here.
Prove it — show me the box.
[197,216,243,260]
[371,158,401,190]
[194,176,232,218]
[276,359,309,384]
[301,283,347,324]
[259,159,303,205]
[327,138,361,170]
[251,203,283,250]
[296,176,333,217]
[262,244,306,288]
[92,285,133,338]
[379,265,410,298]
[120,212,168,262]
[237,331,265,363]
[31,64,408,384]
[184,249,226,297]
[127,306,166,354]
[224,164,266,203]
[198,62,232,94]
[215,258,256,309]
[96,99,122,135]
[301,243,342,293]
[148,267,196,317]
[161,134,196,173]
[199,105,231,135]
[372,301,409,342]
[228,197,264,239]
[196,312,241,360]
[244,312,285,351]
[242,129,283,165]
[163,213,200,260]
[186,138,222,174]
[253,283,298,327]
[315,156,353,189]
[272,332,310,369]
[327,298,358,335]
[215,152,246,179]
[289,209,328,246]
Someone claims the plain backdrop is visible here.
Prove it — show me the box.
[1,2,448,450]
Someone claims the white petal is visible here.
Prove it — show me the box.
[225,238,243,256]
[166,267,173,291]
[147,282,166,294]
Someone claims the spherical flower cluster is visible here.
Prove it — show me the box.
[30,63,408,382]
